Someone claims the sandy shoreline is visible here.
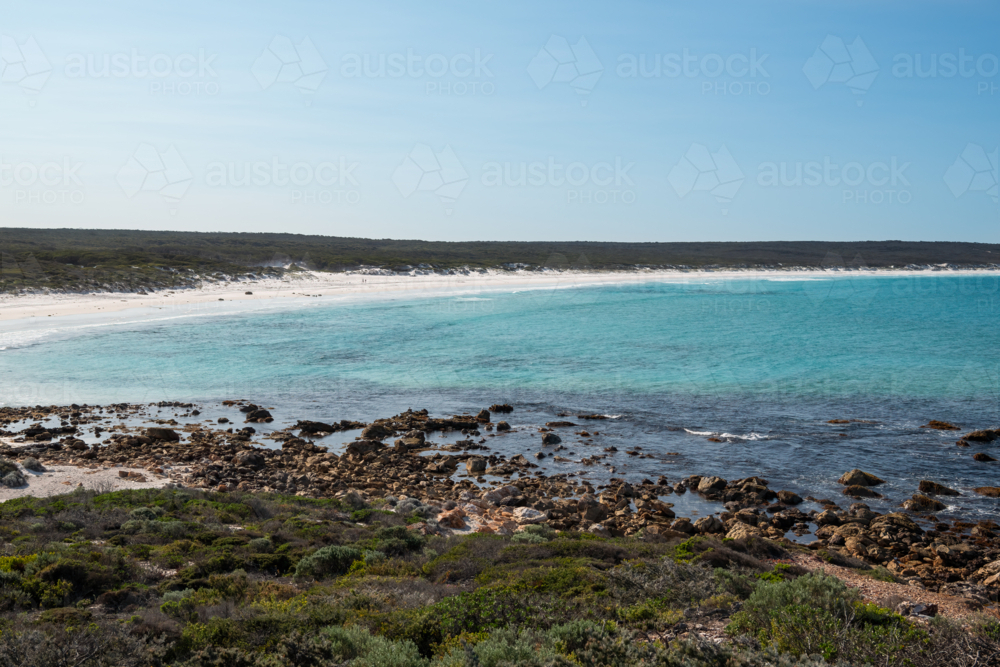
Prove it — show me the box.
[2,267,998,325]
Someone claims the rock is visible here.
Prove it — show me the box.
[921,421,960,430]
[466,457,487,474]
[342,491,367,510]
[496,421,511,432]
[693,516,725,534]
[361,423,394,440]
[870,513,923,535]
[437,509,467,529]
[815,510,841,526]
[545,421,576,428]
[842,485,882,499]
[777,490,803,505]
[963,429,999,442]
[917,480,960,496]
[145,428,180,442]
[233,450,266,470]
[534,451,545,459]
[902,494,946,512]
[696,476,726,492]
[476,409,491,423]
[974,560,1000,582]
[345,440,382,459]
[581,504,608,522]
[245,408,273,423]
[974,487,1000,497]
[973,452,997,462]
[512,507,547,524]
[726,523,763,540]
[910,603,938,617]
[644,525,689,540]
[589,524,611,538]
[489,404,513,413]
[837,469,885,486]
[541,433,561,445]
[671,518,695,534]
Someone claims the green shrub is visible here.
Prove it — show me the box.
[294,546,362,580]
[20,457,44,473]
[249,537,274,554]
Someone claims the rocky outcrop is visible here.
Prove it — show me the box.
[917,480,960,496]
[837,469,885,486]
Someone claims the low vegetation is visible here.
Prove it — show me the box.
[2,228,998,292]
[0,487,997,666]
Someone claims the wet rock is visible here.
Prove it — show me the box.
[466,457,487,474]
[697,476,726,493]
[245,408,273,423]
[963,429,999,442]
[541,433,561,445]
[476,409,491,423]
[902,494,946,512]
[974,487,1000,497]
[777,490,802,505]
[495,421,511,432]
[145,428,180,442]
[921,420,960,430]
[842,485,883,499]
[917,480,959,496]
[489,404,513,413]
[837,469,885,486]
[973,452,997,462]
[545,421,576,428]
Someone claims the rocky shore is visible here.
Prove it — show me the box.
[1,401,999,611]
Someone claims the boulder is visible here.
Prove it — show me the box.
[697,476,726,493]
[344,440,382,459]
[245,408,273,423]
[974,487,1000,497]
[466,457,487,474]
[726,523,763,540]
[921,420,960,430]
[963,429,999,442]
[671,518,695,534]
[814,510,841,526]
[902,494,946,512]
[512,507,547,524]
[541,433,561,445]
[842,485,883,499]
[233,450,266,470]
[837,469,885,486]
[489,404,513,413]
[973,453,997,462]
[361,423,394,440]
[476,409,491,423]
[777,490,803,505]
[495,421,511,432]
[437,509,467,529]
[693,516,725,534]
[145,428,180,442]
[581,504,608,522]
[917,480,959,496]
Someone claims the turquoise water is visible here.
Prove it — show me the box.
[2,274,999,516]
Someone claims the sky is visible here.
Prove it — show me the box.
[0,0,998,242]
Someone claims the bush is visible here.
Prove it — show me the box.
[20,457,44,473]
[1,471,26,488]
[0,458,18,476]
[249,537,274,554]
[294,546,362,580]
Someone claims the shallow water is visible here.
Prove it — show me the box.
[2,274,999,519]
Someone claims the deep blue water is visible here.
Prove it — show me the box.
[2,273,999,518]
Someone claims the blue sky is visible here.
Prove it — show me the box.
[0,0,997,242]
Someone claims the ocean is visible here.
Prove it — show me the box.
[2,273,999,519]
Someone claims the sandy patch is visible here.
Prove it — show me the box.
[0,463,170,502]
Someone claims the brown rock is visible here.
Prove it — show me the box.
[902,494,946,512]
[145,428,180,442]
[917,480,959,496]
[842,485,883,499]
[921,420,960,430]
[837,469,885,486]
[466,457,487,474]
[974,487,1000,497]
[963,429,999,442]
[476,409,491,423]
[437,509,467,529]
[671,518,695,534]
[973,452,997,462]
[495,421,511,432]
[541,433,561,445]
[815,510,841,526]
[777,490,803,505]
[693,516,725,534]
[726,523,763,540]
[696,476,726,492]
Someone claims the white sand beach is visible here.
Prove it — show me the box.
[2,267,995,325]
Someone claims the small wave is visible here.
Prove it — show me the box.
[684,429,715,436]
[720,432,769,441]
